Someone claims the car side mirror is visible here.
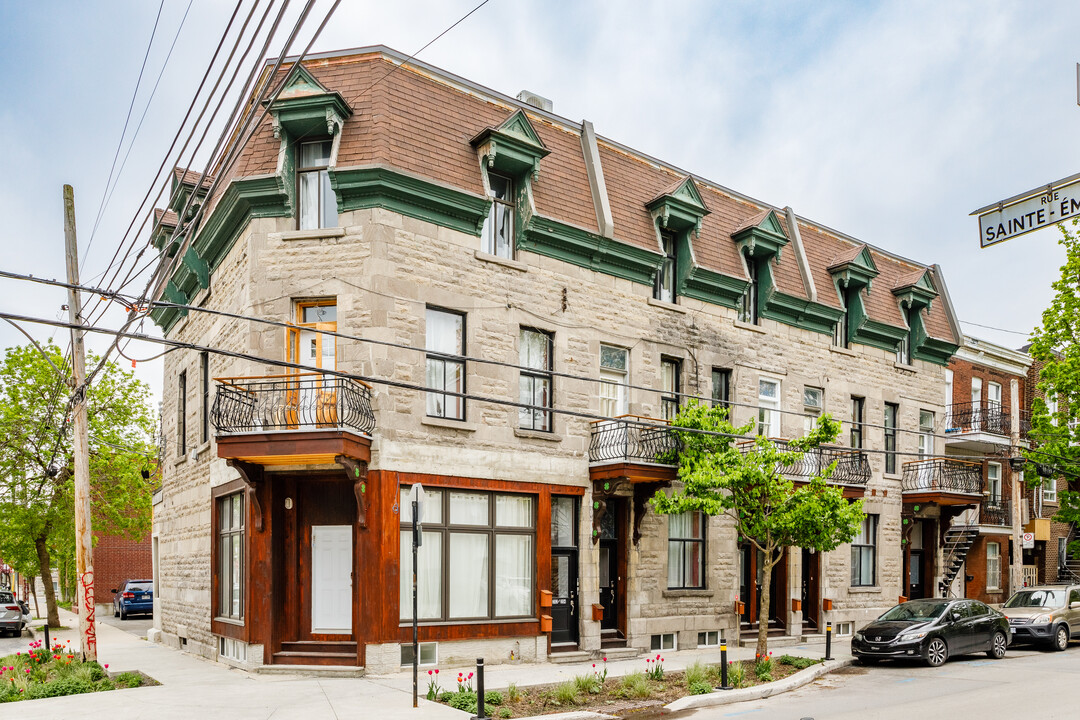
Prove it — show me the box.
[110,589,117,594]
[1070,601,1080,610]
[951,612,961,620]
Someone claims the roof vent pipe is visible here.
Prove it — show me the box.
[516,90,553,112]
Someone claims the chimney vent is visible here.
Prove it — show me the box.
[516,90,553,112]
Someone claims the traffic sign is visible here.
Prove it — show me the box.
[972,171,1080,248]
[1022,532,1035,549]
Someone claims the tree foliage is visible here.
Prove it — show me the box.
[651,401,865,657]
[0,342,157,626]
[1027,218,1080,564]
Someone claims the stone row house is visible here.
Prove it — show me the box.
[148,46,977,674]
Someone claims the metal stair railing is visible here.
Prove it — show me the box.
[940,526,979,597]
[1058,523,1080,583]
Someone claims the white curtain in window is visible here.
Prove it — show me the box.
[667,537,682,588]
[495,495,532,527]
[299,173,319,229]
[399,531,442,620]
[450,492,488,525]
[495,534,532,617]
[449,533,489,617]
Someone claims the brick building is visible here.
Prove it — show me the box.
[149,46,966,673]
[94,530,153,605]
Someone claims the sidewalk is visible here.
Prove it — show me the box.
[10,605,851,719]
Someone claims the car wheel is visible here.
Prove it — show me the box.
[987,631,1007,659]
[1052,624,1069,652]
[120,608,127,621]
[114,605,120,618]
[925,637,949,667]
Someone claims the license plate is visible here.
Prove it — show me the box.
[1010,628,1016,634]
[140,594,149,601]
[870,645,880,651]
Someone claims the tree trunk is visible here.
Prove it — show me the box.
[29,575,39,618]
[34,534,60,628]
[756,555,772,660]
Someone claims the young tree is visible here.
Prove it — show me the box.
[0,343,156,627]
[652,401,865,658]
[1026,217,1080,566]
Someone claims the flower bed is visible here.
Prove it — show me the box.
[0,639,157,703]
[429,654,822,717]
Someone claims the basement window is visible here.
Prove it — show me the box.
[697,631,720,648]
[400,642,438,666]
[650,633,676,651]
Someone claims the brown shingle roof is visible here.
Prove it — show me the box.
[197,49,957,345]
[173,167,213,189]
[827,243,869,269]
[154,208,178,228]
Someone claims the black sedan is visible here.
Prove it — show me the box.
[852,598,1010,667]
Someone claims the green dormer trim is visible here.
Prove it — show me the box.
[471,109,550,180]
[732,210,789,260]
[892,270,938,311]
[913,334,959,365]
[645,176,709,236]
[521,214,662,286]
[678,262,749,309]
[269,65,352,141]
[828,245,879,291]
[756,257,844,334]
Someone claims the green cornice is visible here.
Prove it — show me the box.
[646,176,709,235]
[471,109,550,180]
[679,263,748,309]
[757,258,843,334]
[521,215,661,286]
[914,335,959,366]
[331,165,491,236]
[732,210,789,260]
[270,93,352,140]
[853,318,908,353]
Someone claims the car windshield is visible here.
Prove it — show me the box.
[878,601,950,622]
[126,582,152,593]
[1005,590,1065,608]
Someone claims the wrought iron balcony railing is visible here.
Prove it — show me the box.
[737,439,872,486]
[901,457,982,494]
[210,373,376,436]
[588,415,679,465]
[945,401,1030,438]
[979,499,1011,526]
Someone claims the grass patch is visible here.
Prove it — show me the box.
[777,654,822,670]
[552,680,580,705]
[0,639,156,704]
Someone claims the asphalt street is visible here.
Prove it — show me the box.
[687,643,1080,720]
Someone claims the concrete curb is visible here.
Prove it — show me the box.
[664,658,853,711]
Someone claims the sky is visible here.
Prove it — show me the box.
[1,0,1078,408]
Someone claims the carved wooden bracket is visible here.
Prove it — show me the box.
[227,459,265,532]
[632,481,671,546]
[337,455,369,528]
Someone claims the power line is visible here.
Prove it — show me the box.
[84,0,169,267]
[0,309,1022,464]
[960,319,1033,338]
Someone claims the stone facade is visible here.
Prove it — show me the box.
[150,47,962,673]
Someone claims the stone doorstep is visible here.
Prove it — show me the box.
[254,664,366,678]
[548,651,592,665]
[737,634,812,649]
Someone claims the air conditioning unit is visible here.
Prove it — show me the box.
[516,90,553,112]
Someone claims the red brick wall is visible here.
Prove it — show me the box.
[94,531,152,597]
[965,535,1011,605]
[948,355,1026,419]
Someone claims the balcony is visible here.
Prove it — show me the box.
[588,415,678,484]
[737,439,871,495]
[901,457,982,506]
[211,373,375,466]
[979,499,1012,528]
[945,402,1030,451]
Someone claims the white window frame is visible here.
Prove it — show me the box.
[650,633,677,651]
[987,462,1002,504]
[803,386,823,434]
[918,410,935,458]
[986,542,1001,591]
[481,171,515,259]
[757,378,780,437]
[599,345,629,418]
[697,630,720,648]
[1043,477,1058,504]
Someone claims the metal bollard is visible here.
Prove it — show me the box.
[825,622,833,661]
[44,624,50,651]
[719,641,733,690]
[472,657,487,720]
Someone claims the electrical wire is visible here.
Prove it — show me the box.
[0,308,1028,464]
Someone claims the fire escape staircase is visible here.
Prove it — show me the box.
[940,526,979,597]
[1058,523,1080,583]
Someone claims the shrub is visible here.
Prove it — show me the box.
[507,682,521,703]
[689,680,714,695]
[485,690,503,705]
[573,673,599,695]
[777,654,821,670]
[115,672,143,689]
[446,691,477,711]
[684,661,709,688]
[616,671,651,699]
[726,660,746,689]
[84,661,106,681]
[96,679,116,692]
[553,680,580,705]
[27,677,94,700]
[498,708,512,719]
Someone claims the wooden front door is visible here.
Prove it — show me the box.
[550,496,580,648]
[740,543,786,633]
[598,499,627,644]
[801,548,820,630]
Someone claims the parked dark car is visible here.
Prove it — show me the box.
[112,579,153,620]
[852,598,1010,667]
[0,591,26,637]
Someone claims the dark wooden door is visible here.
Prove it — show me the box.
[550,496,579,646]
[740,544,786,632]
[909,550,925,599]
[598,499,626,639]
[801,548,819,630]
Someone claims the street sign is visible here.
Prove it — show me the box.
[1022,532,1035,549]
[973,171,1080,248]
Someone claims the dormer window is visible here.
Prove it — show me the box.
[298,140,337,230]
[834,287,852,348]
[654,231,677,303]
[897,307,913,364]
[482,172,515,258]
[739,259,759,324]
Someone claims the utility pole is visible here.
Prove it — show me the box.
[1009,378,1023,596]
[63,184,96,662]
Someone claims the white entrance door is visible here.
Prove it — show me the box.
[312,525,352,634]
